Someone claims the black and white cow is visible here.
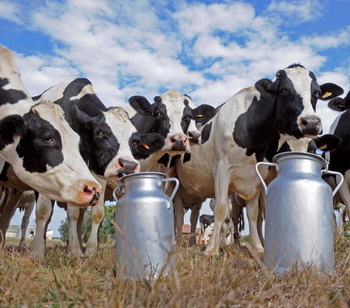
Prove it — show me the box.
[174,64,343,256]
[31,78,164,257]
[324,90,350,224]
[126,91,215,171]
[0,46,102,206]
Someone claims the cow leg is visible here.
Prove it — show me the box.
[246,192,264,254]
[174,193,185,243]
[31,194,53,258]
[189,204,201,246]
[257,192,266,246]
[84,177,107,257]
[18,200,35,250]
[66,205,84,257]
[205,165,230,256]
[0,189,22,247]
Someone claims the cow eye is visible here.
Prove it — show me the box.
[42,136,54,144]
[95,130,103,136]
[280,88,289,95]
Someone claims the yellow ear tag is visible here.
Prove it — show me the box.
[30,107,38,114]
[319,144,327,150]
[322,92,332,99]
[142,144,150,149]
[196,114,203,118]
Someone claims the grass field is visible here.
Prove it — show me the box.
[1,235,350,307]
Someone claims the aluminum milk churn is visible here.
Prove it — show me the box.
[255,152,343,274]
[113,172,179,280]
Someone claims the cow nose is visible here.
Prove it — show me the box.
[77,181,102,207]
[188,130,201,144]
[118,158,140,175]
[300,116,322,136]
[170,134,188,151]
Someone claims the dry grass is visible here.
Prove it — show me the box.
[1,235,350,307]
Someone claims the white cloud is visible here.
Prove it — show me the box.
[0,2,22,24]
[267,0,323,24]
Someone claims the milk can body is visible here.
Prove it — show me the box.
[256,152,343,274]
[114,172,179,280]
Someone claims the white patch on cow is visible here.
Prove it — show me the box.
[278,134,312,152]
[160,90,200,152]
[284,66,320,132]
[103,107,140,178]
[70,83,95,101]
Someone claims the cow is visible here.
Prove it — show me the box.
[200,218,235,247]
[0,46,102,206]
[30,78,165,257]
[323,89,350,227]
[173,64,343,256]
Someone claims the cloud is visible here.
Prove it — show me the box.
[0,2,22,24]
[267,0,323,24]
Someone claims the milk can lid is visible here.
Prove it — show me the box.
[272,151,328,169]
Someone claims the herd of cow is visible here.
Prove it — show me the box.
[1,45,350,260]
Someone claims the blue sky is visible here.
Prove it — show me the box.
[2,0,350,236]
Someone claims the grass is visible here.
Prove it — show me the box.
[1,235,350,307]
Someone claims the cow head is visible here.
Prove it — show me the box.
[0,102,102,207]
[255,64,343,138]
[129,90,205,153]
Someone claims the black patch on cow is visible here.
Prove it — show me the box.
[201,122,212,144]
[80,113,121,175]
[0,78,28,106]
[183,153,191,163]
[158,153,170,167]
[0,115,26,151]
[170,155,180,168]
[16,112,64,173]
[181,105,193,134]
[329,110,350,174]
[0,162,10,181]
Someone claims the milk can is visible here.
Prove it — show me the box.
[255,152,343,274]
[113,172,179,280]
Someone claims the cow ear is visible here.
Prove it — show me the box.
[154,96,162,104]
[319,83,344,100]
[192,104,216,124]
[328,97,349,111]
[129,96,152,115]
[255,78,275,94]
[312,134,342,152]
[0,115,26,150]
[72,104,93,127]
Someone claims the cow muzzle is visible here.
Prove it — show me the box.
[169,134,189,151]
[116,157,140,177]
[75,180,103,207]
[299,116,322,136]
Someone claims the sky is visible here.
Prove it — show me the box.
[2,0,350,237]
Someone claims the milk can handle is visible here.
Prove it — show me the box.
[161,177,180,209]
[112,184,125,202]
[322,170,344,197]
[255,162,278,195]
